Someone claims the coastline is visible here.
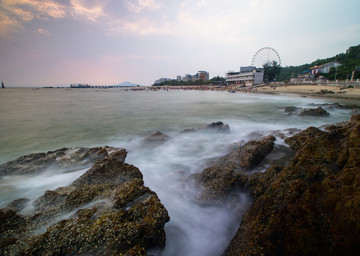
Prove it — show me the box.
[253,84,360,100]
[151,84,360,101]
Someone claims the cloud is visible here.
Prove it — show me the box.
[197,0,208,7]
[70,0,107,23]
[125,0,162,13]
[0,12,24,37]
[107,16,173,36]
[0,0,107,37]
[37,28,51,36]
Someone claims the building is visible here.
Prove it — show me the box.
[154,78,171,84]
[198,71,209,81]
[154,71,209,85]
[226,66,264,86]
[181,74,193,82]
[309,62,342,75]
[290,71,314,83]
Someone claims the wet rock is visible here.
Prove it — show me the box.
[271,128,301,140]
[143,131,170,144]
[181,121,230,134]
[284,106,300,114]
[72,149,137,186]
[204,121,230,133]
[193,136,276,203]
[0,209,28,255]
[284,106,330,117]
[0,148,169,255]
[284,126,324,151]
[299,106,330,116]
[224,114,360,255]
[6,198,31,212]
[180,128,197,134]
[0,146,116,176]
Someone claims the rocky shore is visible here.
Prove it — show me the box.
[1,114,360,255]
[223,114,360,255]
[0,147,169,255]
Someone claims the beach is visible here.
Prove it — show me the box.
[150,84,360,100]
[253,84,360,99]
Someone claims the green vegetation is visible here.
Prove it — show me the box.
[263,61,281,82]
[276,44,360,81]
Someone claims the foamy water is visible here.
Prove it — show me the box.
[0,88,357,255]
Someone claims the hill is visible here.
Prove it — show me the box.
[116,81,140,87]
[277,44,360,81]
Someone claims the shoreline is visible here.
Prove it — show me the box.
[252,84,360,100]
[4,84,360,101]
[151,84,360,101]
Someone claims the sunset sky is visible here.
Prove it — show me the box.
[1,0,359,87]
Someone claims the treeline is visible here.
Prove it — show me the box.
[153,76,226,86]
[276,44,360,81]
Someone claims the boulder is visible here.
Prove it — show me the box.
[299,106,330,116]
[224,114,360,255]
[193,136,276,203]
[0,146,116,176]
[284,106,299,114]
[143,131,170,144]
[0,148,169,256]
[204,121,230,133]
[284,106,330,117]
[180,121,230,134]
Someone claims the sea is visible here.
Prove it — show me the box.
[0,87,358,255]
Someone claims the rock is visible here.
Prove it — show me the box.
[284,126,323,151]
[180,121,230,134]
[6,198,31,212]
[284,106,330,117]
[271,128,302,140]
[0,146,116,176]
[180,128,197,134]
[299,106,330,116]
[0,209,28,255]
[71,149,137,186]
[284,106,299,114]
[0,148,169,255]
[204,121,230,133]
[317,89,335,94]
[193,136,276,203]
[224,114,360,255]
[143,131,170,144]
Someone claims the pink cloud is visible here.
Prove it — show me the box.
[37,28,51,36]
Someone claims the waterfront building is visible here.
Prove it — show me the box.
[226,66,264,86]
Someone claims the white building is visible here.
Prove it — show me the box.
[226,66,264,86]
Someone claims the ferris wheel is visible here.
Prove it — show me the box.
[251,47,281,67]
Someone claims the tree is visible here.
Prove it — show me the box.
[263,61,281,82]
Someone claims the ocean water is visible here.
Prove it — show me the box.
[0,88,357,255]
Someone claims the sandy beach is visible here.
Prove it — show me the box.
[256,84,360,100]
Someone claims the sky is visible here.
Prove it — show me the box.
[0,0,359,87]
